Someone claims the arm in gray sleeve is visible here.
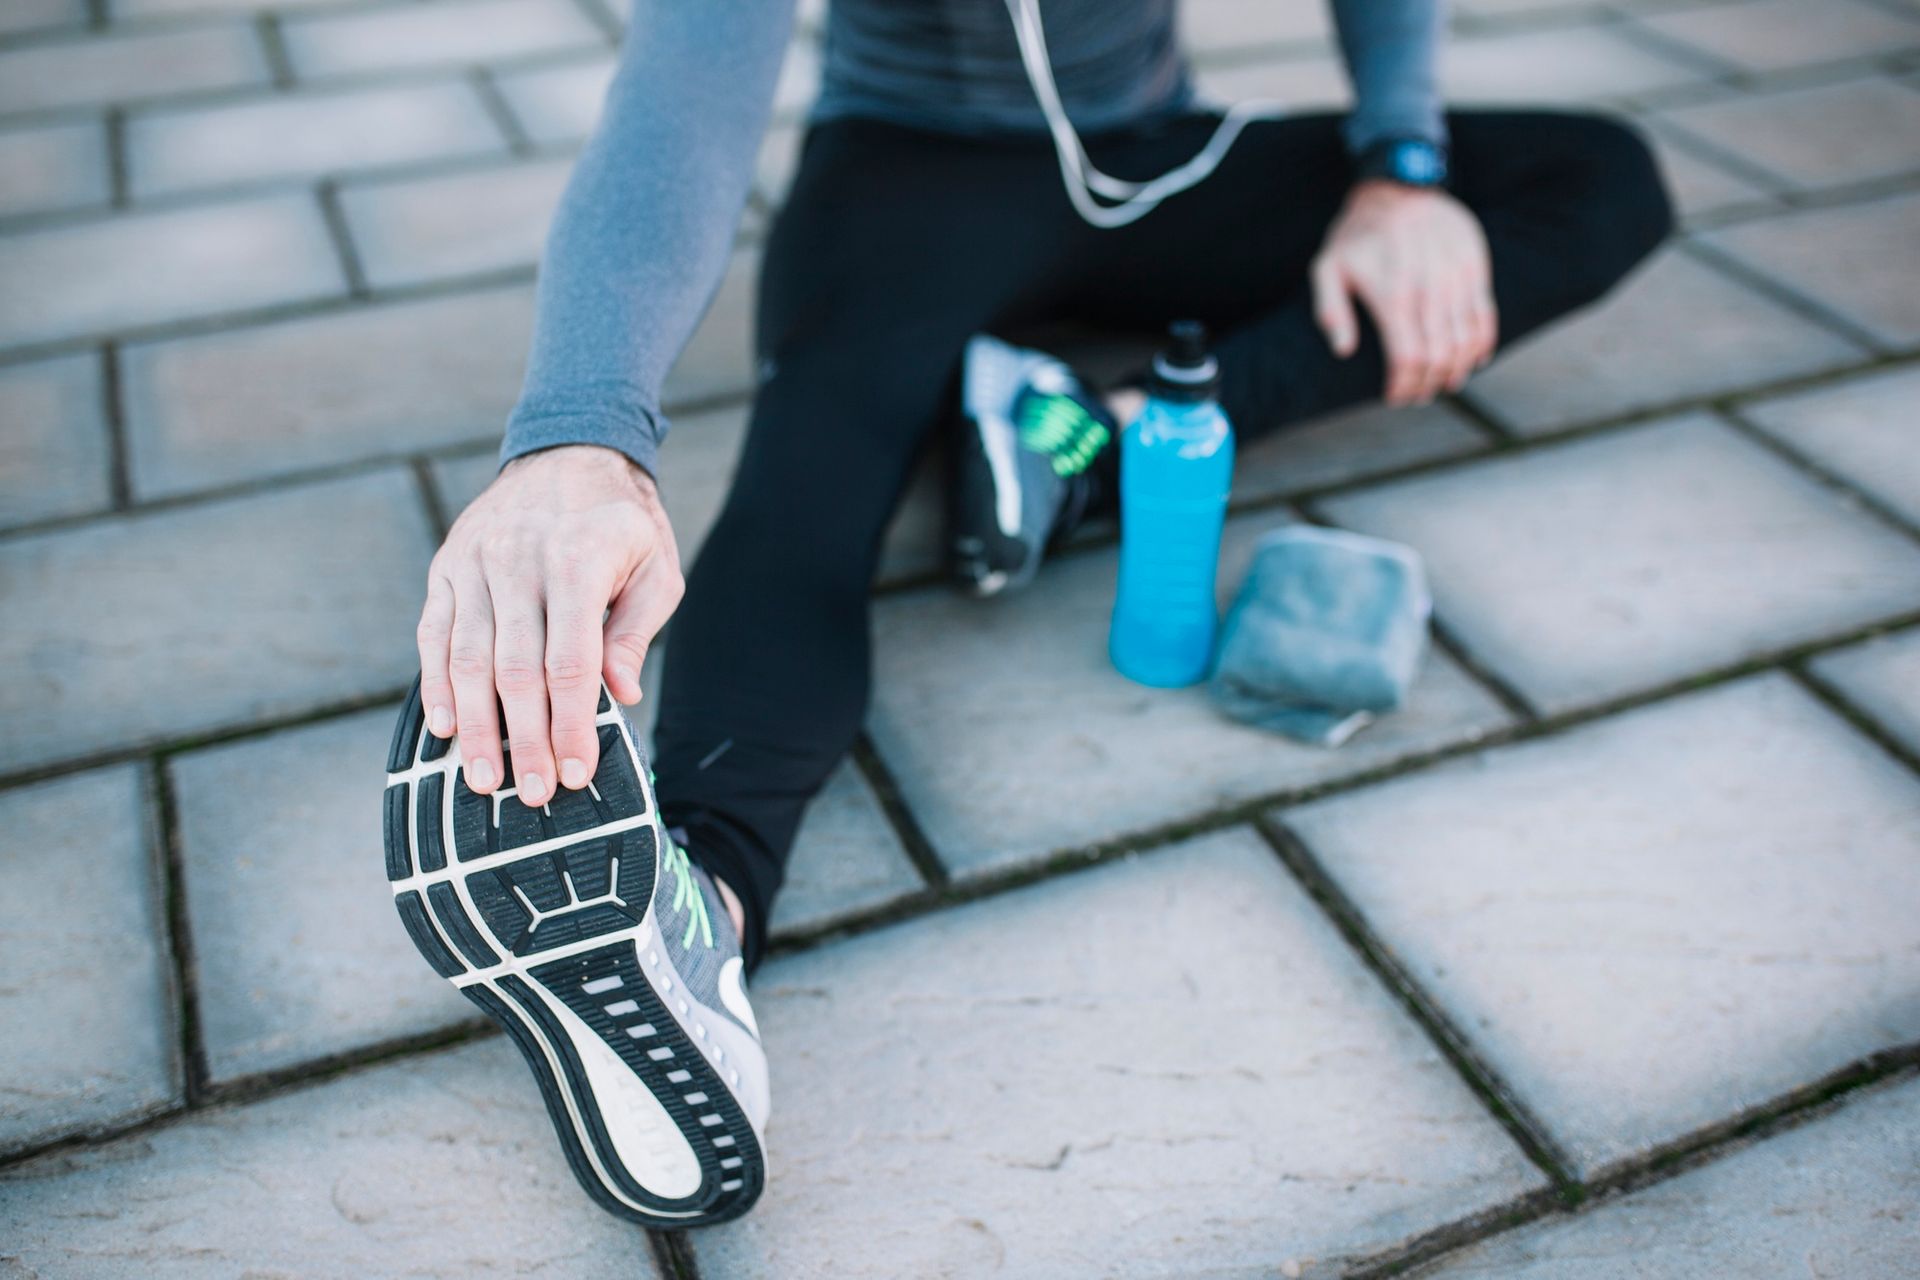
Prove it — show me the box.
[1330,0,1447,153]
[500,0,798,476]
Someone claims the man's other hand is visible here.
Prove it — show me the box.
[1311,180,1497,406]
[415,444,682,805]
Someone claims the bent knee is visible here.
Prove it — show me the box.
[1567,114,1674,287]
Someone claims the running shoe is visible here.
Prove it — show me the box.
[382,681,770,1227]
[949,334,1116,596]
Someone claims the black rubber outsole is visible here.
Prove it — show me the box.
[381,677,765,1227]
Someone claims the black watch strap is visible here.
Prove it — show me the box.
[1353,137,1450,188]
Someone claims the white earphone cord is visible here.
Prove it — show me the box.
[1005,0,1288,229]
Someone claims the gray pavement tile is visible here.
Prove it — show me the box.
[1444,24,1707,104]
[123,285,533,499]
[0,23,269,115]
[337,156,570,289]
[1658,78,1920,193]
[1704,191,1920,350]
[0,194,344,350]
[0,352,110,527]
[0,766,178,1156]
[1466,249,1864,435]
[282,0,604,80]
[0,1038,668,1279]
[1284,674,1920,1178]
[491,52,614,146]
[116,0,365,13]
[1181,0,1332,54]
[1743,363,1920,528]
[1639,124,1779,221]
[1810,626,1920,758]
[697,829,1547,1279]
[171,707,480,1084]
[1319,413,1920,713]
[128,81,507,198]
[0,468,435,774]
[771,32,820,123]
[1235,401,1494,501]
[755,121,804,209]
[0,0,83,37]
[1418,1076,1920,1276]
[868,507,1515,880]
[0,118,108,220]
[663,244,758,409]
[765,762,925,939]
[1631,0,1920,73]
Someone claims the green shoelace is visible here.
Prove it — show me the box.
[662,831,715,951]
[1018,393,1110,478]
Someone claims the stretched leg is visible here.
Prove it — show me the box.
[652,119,1070,966]
[1071,109,1674,439]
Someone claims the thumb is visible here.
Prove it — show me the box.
[601,557,683,704]
[1312,255,1360,358]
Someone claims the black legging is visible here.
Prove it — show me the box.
[654,109,1673,965]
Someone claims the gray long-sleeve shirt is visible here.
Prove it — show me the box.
[502,0,1446,476]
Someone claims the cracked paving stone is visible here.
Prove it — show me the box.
[1283,674,1920,1178]
[869,506,1514,880]
[697,829,1546,1279]
[0,1039,668,1279]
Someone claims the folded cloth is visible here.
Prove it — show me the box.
[1208,524,1432,746]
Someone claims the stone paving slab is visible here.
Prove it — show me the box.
[170,706,481,1084]
[281,0,604,80]
[128,81,509,199]
[1658,78,1920,194]
[1630,0,1920,74]
[1442,25,1706,104]
[1465,249,1865,435]
[0,1038,667,1280]
[0,0,82,38]
[0,766,178,1156]
[663,244,758,409]
[1742,363,1920,529]
[869,507,1515,880]
[1703,192,1920,350]
[0,118,108,220]
[338,155,572,289]
[1194,51,1352,108]
[1283,674,1920,1178]
[1635,123,1779,222]
[492,52,614,146]
[0,352,109,528]
[0,467,434,774]
[1417,1076,1920,1277]
[1182,0,1332,55]
[123,284,533,499]
[697,829,1547,1279]
[0,194,345,351]
[1810,626,1920,759]
[1319,413,1920,714]
[1234,400,1493,501]
[0,23,269,115]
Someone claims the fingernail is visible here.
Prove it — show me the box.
[559,757,589,789]
[520,772,548,804]
[614,665,639,695]
[467,757,495,792]
[428,705,453,736]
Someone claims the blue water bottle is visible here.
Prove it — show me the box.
[1110,320,1236,688]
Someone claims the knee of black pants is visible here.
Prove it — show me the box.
[1559,113,1676,305]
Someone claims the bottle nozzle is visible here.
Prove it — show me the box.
[1151,319,1219,401]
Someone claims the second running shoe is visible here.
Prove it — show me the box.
[949,333,1117,596]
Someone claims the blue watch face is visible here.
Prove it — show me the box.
[1392,141,1446,185]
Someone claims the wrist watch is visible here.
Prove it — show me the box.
[1354,137,1450,188]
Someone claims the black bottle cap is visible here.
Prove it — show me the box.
[1150,319,1219,402]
